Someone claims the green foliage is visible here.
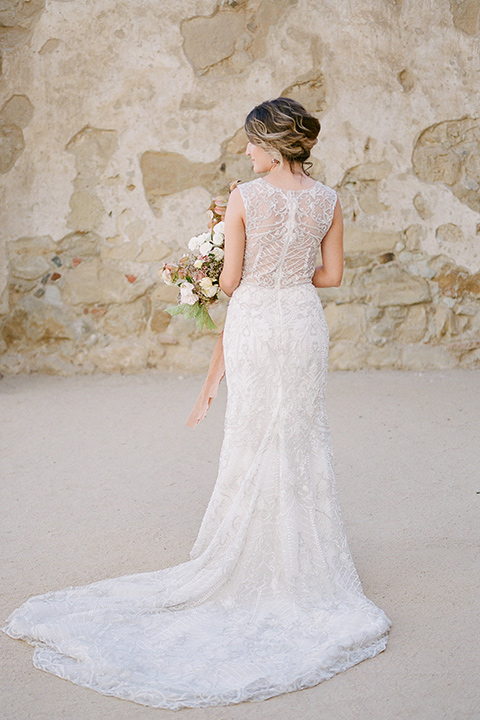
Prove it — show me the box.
[165,302,217,330]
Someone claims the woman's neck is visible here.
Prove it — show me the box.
[262,163,315,190]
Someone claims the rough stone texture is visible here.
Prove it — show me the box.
[282,71,326,114]
[0,94,34,127]
[181,0,299,76]
[0,121,24,172]
[449,0,480,34]
[398,68,415,92]
[354,264,431,307]
[1,0,479,373]
[66,126,118,184]
[433,261,480,299]
[2,295,87,345]
[61,258,151,306]
[7,235,55,273]
[412,116,480,213]
[0,0,45,50]
[181,8,246,74]
[281,37,326,113]
[141,142,253,211]
[341,161,392,215]
[323,303,366,343]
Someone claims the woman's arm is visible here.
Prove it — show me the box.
[312,198,344,288]
[219,188,246,297]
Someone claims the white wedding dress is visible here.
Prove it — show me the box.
[2,177,390,710]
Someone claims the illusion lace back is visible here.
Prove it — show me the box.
[2,177,390,710]
[241,177,338,288]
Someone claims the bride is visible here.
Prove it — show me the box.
[2,97,390,710]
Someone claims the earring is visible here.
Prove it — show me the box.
[270,158,279,170]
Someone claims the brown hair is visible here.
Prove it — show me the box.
[244,97,320,175]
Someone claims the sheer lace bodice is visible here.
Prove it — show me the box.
[238,177,337,288]
[2,176,390,710]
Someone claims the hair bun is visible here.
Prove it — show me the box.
[244,97,320,175]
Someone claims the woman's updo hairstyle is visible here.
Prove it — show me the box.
[244,97,320,176]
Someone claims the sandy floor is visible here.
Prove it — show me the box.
[0,369,478,720]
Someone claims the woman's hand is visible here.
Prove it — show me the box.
[312,198,344,288]
[219,188,246,297]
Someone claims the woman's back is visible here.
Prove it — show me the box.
[238,177,337,288]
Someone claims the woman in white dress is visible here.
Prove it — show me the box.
[2,97,390,710]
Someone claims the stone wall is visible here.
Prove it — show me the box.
[1,0,479,374]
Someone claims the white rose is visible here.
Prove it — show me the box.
[188,235,201,251]
[199,241,213,255]
[199,277,218,298]
[214,221,225,234]
[180,281,198,305]
[212,231,224,246]
[199,277,213,290]
[212,246,224,260]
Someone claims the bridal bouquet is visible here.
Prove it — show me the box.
[160,195,228,330]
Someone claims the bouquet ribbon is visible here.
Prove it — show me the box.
[186,332,225,428]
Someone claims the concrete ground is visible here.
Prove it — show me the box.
[0,369,478,720]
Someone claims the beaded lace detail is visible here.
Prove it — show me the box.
[238,177,337,288]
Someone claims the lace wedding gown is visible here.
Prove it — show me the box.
[2,177,390,710]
